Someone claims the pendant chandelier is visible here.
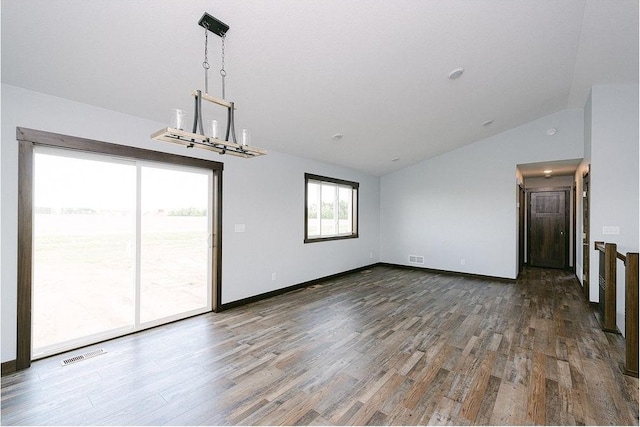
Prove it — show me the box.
[151,13,266,158]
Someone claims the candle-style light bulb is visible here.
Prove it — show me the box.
[170,109,186,130]
[211,120,219,139]
[242,129,250,146]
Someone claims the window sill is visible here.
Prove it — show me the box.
[304,234,359,244]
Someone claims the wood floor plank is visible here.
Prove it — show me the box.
[427,396,466,425]
[402,353,452,410]
[1,266,637,426]
[489,374,528,424]
[581,358,624,425]
[459,350,497,421]
[310,372,360,419]
[226,398,272,425]
[397,350,424,376]
[346,372,404,425]
[473,374,502,425]
[1,395,94,426]
[252,389,312,425]
[415,368,456,425]
[526,351,547,424]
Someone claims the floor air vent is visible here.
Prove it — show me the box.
[61,349,107,366]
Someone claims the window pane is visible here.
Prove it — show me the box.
[307,181,320,237]
[321,183,336,236]
[33,150,136,356]
[338,186,352,234]
[304,174,358,242]
[140,165,211,324]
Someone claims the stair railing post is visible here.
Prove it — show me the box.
[624,252,638,377]
[603,243,618,332]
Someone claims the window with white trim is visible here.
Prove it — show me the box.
[305,173,358,242]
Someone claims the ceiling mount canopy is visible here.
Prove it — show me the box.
[198,12,229,37]
[151,12,266,158]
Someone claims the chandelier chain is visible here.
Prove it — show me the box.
[202,25,210,93]
[220,34,227,99]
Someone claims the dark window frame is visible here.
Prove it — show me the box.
[304,173,359,243]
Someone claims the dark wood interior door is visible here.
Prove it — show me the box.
[529,190,568,269]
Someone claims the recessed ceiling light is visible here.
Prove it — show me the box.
[391,157,400,162]
[448,67,464,80]
[482,120,493,127]
[332,133,343,141]
[543,169,552,174]
[546,128,557,136]
[544,174,552,178]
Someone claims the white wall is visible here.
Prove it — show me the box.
[220,150,381,303]
[575,93,593,286]
[1,84,380,363]
[525,175,574,189]
[380,109,584,279]
[578,84,639,335]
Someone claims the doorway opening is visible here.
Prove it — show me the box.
[516,159,582,271]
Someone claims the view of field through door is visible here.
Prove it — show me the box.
[32,147,213,359]
[139,164,211,324]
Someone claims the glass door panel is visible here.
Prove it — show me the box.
[32,148,136,358]
[139,165,211,324]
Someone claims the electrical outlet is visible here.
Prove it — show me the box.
[370,252,374,259]
[271,272,277,281]
[460,259,466,266]
[409,255,424,264]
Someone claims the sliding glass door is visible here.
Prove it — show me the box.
[32,146,213,359]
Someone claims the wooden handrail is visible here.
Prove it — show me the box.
[595,240,629,263]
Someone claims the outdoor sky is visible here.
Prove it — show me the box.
[34,147,209,212]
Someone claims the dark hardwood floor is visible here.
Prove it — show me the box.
[1,266,638,425]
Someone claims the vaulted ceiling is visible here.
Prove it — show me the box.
[2,1,638,176]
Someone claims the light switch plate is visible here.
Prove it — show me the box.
[602,225,620,235]
[234,224,246,233]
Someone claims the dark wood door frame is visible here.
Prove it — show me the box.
[518,184,525,275]
[16,127,224,371]
[572,181,577,272]
[526,186,571,270]
[582,168,590,300]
